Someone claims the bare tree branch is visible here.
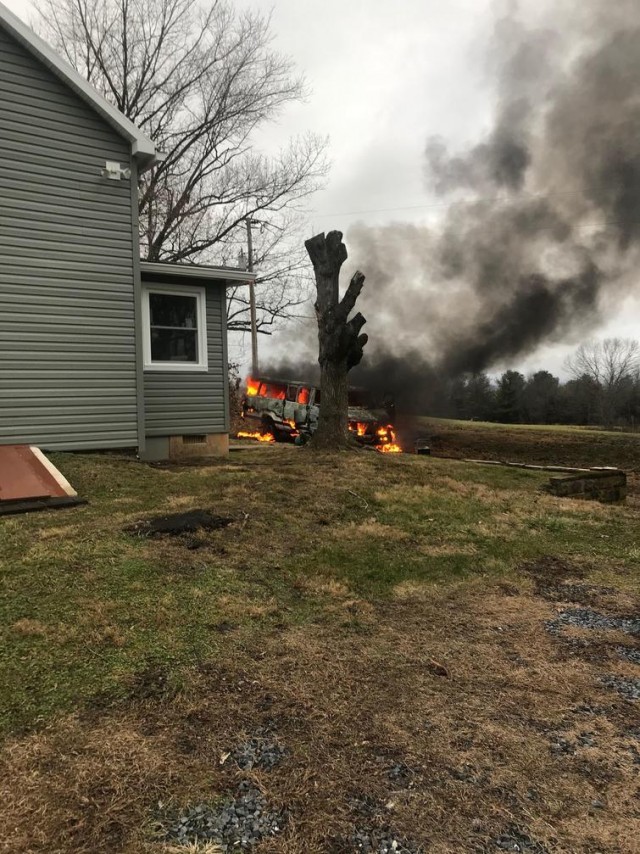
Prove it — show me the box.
[565,337,640,424]
[566,338,640,389]
[35,0,329,335]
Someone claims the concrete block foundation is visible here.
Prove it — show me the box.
[168,433,229,460]
[141,433,229,462]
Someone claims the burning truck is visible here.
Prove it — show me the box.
[238,376,401,453]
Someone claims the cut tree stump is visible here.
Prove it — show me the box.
[305,230,367,449]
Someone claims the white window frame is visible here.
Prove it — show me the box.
[142,284,208,372]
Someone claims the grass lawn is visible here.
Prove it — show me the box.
[415,416,640,469]
[0,431,639,853]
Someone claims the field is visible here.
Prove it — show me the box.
[0,422,639,853]
[408,417,640,470]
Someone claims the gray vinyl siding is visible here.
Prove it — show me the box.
[0,26,138,450]
[144,282,228,436]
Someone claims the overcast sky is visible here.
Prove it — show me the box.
[5,0,639,377]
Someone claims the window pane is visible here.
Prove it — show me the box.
[149,293,198,328]
[151,328,198,362]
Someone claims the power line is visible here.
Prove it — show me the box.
[306,205,640,239]
[307,190,632,218]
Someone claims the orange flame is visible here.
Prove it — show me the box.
[349,420,403,453]
[236,430,275,443]
[245,377,286,400]
[349,421,369,437]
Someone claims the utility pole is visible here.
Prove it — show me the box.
[245,217,259,377]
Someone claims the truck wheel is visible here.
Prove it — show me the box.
[262,419,284,442]
[271,425,289,443]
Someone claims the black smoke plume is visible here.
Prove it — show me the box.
[338,1,640,408]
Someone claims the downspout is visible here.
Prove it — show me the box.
[130,159,146,456]
[221,283,231,435]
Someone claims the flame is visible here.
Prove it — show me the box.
[245,377,285,400]
[349,420,403,453]
[236,430,275,443]
[246,377,260,397]
[375,423,402,453]
[349,421,369,437]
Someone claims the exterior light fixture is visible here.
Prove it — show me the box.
[101,161,132,180]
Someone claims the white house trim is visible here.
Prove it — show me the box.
[142,283,208,372]
[140,261,255,285]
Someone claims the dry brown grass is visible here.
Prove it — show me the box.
[160,844,223,854]
[11,618,48,637]
[292,577,351,598]
[1,570,638,854]
[417,543,478,557]
[333,519,411,542]
[2,444,639,853]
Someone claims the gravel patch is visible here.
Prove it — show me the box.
[225,731,288,771]
[570,702,607,717]
[350,826,423,853]
[386,762,415,789]
[546,608,640,636]
[600,675,640,700]
[536,583,613,605]
[616,645,640,665]
[489,825,549,853]
[348,792,379,817]
[163,782,285,849]
[448,763,486,785]
[549,734,575,756]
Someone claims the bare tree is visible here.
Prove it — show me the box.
[566,338,640,386]
[225,211,313,335]
[566,337,640,423]
[35,0,329,332]
[305,231,367,449]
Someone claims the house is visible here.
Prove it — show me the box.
[0,2,253,461]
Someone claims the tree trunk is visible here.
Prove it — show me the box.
[305,231,368,449]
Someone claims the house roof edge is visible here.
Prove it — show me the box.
[140,261,255,285]
[0,1,157,166]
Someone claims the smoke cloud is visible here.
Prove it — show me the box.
[338,0,640,405]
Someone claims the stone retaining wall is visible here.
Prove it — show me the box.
[548,469,627,503]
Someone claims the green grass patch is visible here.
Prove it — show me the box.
[1,442,638,736]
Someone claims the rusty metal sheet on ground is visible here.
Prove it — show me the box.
[0,445,81,514]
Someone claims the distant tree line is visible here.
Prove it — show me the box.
[441,338,640,429]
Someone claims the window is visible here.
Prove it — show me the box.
[259,382,286,400]
[142,285,207,371]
